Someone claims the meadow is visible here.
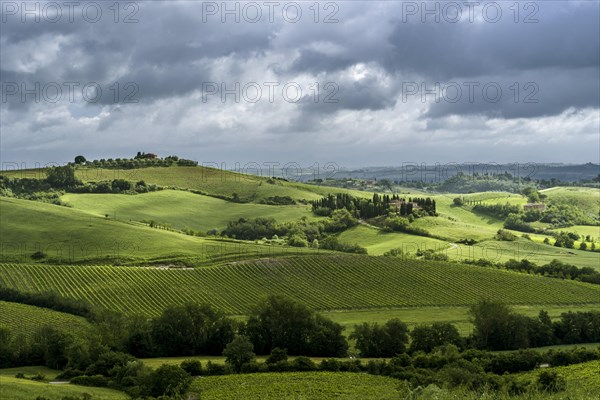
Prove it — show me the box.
[0,196,315,265]
[61,189,319,232]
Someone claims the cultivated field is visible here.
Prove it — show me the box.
[1,257,598,317]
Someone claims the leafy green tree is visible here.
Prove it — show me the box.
[409,322,461,353]
[223,335,255,373]
[265,347,288,364]
[143,364,192,398]
[74,155,87,164]
[46,165,80,188]
[350,318,408,357]
[245,295,347,356]
[150,303,234,356]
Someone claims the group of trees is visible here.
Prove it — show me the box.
[2,292,599,398]
[221,210,365,253]
[349,301,600,358]
[312,193,436,219]
[73,154,198,169]
[1,166,161,202]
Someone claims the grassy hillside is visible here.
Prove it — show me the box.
[0,301,92,339]
[0,375,128,400]
[0,197,311,264]
[541,186,600,216]
[190,372,401,400]
[337,225,449,255]
[1,257,598,317]
[3,166,371,202]
[61,190,318,232]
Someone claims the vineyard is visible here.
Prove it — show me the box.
[191,372,401,400]
[1,256,598,316]
[0,301,92,338]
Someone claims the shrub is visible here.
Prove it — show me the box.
[180,360,202,376]
[266,348,288,364]
[70,375,109,387]
[537,370,566,392]
[291,356,316,371]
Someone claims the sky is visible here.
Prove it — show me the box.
[1,0,599,170]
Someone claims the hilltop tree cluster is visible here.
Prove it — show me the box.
[311,193,436,219]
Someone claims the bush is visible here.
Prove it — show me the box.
[223,335,256,373]
[495,229,517,241]
[266,348,288,364]
[31,251,47,260]
[319,358,341,372]
[70,375,109,387]
[291,356,317,371]
[180,360,202,376]
[537,370,566,392]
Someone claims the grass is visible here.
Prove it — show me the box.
[0,376,128,400]
[321,304,600,336]
[0,196,313,265]
[1,256,598,317]
[0,301,93,339]
[516,360,600,392]
[60,166,369,203]
[190,372,402,400]
[541,186,600,216]
[61,190,318,232]
[448,238,600,270]
[0,366,61,380]
[336,225,449,256]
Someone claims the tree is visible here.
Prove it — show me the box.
[74,155,86,164]
[265,347,288,364]
[223,335,255,373]
[453,197,464,206]
[245,295,347,356]
[410,322,461,353]
[46,165,80,188]
[350,318,408,357]
[469,300,514,350]
[150,303,235,356]
[144,364,192,398]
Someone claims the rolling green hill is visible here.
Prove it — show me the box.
[1,257,598,317]
[3,165,372,203]
[0,301,92,339]
[541,186,600,217]
[0,197,310,264]
[61,189,319,232]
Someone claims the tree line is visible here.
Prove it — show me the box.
[312,193,436,219]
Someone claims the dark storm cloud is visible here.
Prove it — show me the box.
[1,1,599,166]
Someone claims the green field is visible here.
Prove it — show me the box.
[0,301,92,338]
[1,257,598,317]
[0,196,314,264]
[0,375,128,400]
[541,186,600,217]
[3,166,371,203]
[517,360,600,392]
[321,304,600,336]
[190,372,402,400]
[337,225,449,255]
[449,238,600,270]
[61,189,318,232]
